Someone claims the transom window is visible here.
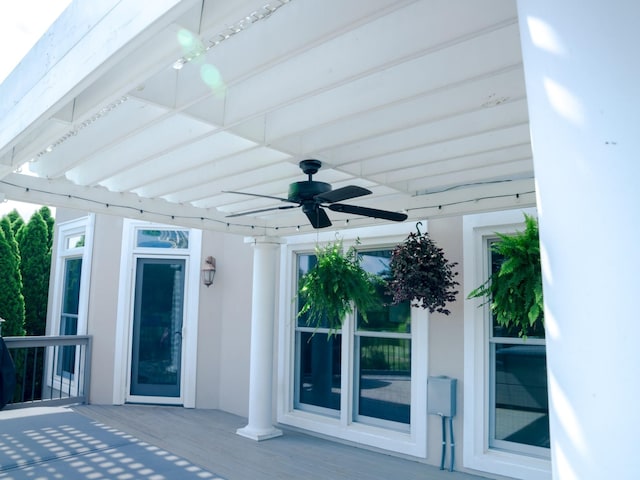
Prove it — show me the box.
[136,229,189,249]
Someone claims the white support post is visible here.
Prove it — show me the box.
[237,237,283,441]
[517,2,640,478]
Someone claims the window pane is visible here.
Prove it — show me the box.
[296,253,341,329]
[358,337,411,424]
[357,250,410,333]
[136,229,189,248]
[62,258,82,315]
[493,343,549,448]
[298,331,341,410]
[65,234,85,249]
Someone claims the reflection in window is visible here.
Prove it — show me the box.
[297,331,341,411]
[355,249,411,426]
[295,253,341,413]
[136,229,189,249]
[358,337,410,424]
[58,258,82,378]
[489,240,549,451]
[293,248,411,428]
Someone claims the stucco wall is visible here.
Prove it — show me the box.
[215,235,256,417]
[425,216,466,466]
[195,230,256,414]
[85,214,123,404]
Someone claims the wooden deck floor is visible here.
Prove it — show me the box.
[73,404,497,480]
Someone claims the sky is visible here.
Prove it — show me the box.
[0,0,71,220]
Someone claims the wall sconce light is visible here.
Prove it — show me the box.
[202,256,216,287]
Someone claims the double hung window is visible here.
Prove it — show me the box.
[293,247,411,430]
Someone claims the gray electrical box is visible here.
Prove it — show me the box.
[428,376,457,417]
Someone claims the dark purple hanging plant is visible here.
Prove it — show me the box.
[387,223,459,315]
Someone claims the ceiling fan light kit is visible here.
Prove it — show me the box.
[225,160,408,229]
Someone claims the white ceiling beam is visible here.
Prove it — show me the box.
[0,0,201,160]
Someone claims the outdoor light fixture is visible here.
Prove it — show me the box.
[201,256,216,287]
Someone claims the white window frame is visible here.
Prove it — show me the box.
[47,215,95,395]
[277,223,428,458]
[112,219,202,407]
[463,209,551,480]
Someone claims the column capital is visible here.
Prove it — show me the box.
[244,236,282,247]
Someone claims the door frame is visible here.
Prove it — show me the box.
[113,219,202,407]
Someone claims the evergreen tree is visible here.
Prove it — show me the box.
[6,209,24,237]
[18,212,50,336]
[0,217,20,263]
[38,206,55,253]
[0,227,25,336]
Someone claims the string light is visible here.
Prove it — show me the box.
[31,96,129,160]
[172,0,292,70]
[0,179,534,234]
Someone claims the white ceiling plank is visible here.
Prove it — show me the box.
[270,66,527,154]
[31,99,169,178]
[66,114,215,185]
[136,147,292,200]
[375,144,533,185]
[332,123,531,177]
[402,159,534,193]
[223,4,519,125]
[100,131,258,192]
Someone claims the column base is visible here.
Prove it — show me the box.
[236,425,283,441]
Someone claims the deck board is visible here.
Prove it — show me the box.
[73,405,496,480]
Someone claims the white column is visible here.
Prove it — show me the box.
[517,2,640,478]
[237,237,283,441]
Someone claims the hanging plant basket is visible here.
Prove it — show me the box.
[298,239,382,332]
[387,223,459,315]
[468,214,543,337]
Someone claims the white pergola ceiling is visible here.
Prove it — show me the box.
[0,0,534,235]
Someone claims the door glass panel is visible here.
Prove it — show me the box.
[131,258,185,397]
[58,258,82,378]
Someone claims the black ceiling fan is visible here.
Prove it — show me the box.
[224,159,408,228]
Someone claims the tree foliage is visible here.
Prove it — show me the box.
[18,211,51,336]
[298,240,382,333]
[468,214,543,337]
[0,227,25,336]
[38,206,55,252]
[6,209,24,237]
[386,227,459,315]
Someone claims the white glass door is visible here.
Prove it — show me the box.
[130,258,185,398]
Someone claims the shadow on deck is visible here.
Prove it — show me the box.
[72,404,496,480]
[1,404,502,479]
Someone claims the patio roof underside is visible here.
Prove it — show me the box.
[0,0,534,236]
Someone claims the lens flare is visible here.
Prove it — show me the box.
[200,64,226,96]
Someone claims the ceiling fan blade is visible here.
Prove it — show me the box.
[226,205,298,218]
[328,203,408,222]
[304,206,332,228]
[223,190,294,203]
[315,185,371,203]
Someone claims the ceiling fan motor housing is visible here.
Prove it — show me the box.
[288,180,331,201]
